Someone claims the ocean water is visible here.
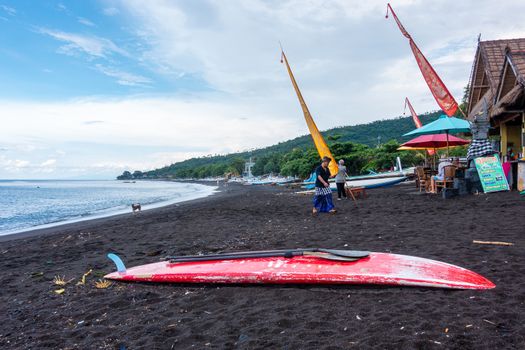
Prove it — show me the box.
[0,180,216,236]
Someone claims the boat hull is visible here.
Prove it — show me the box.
[328,176,407,190]
[105,253,495,289]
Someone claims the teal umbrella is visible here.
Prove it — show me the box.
[403,115,471,156]
[404,115,470,136]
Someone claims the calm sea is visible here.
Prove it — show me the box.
[0,180,216,236]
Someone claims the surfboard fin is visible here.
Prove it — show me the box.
[107,253,126,273]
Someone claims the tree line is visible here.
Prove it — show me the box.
[118,139,467,180]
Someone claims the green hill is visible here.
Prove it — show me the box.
[118,110,444,180]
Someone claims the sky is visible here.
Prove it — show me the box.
[1,0,524,179]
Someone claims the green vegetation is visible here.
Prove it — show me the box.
[117,110,468,180]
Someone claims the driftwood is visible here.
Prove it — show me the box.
[473,240,514,246]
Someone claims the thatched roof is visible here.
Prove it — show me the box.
[468,38,525,120]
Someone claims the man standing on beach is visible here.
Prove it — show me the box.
[335,159,347,200]
[312,156,336,214]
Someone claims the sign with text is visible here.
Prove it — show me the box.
[474,155,509,193]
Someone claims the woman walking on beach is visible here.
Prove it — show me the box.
[335,159,347,200]
[312,156,336,214]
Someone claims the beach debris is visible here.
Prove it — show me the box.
[237,334,249,344]
[94,279,112,289]
[54,288,65,294]
[431,340,442,345]
[76,269,93,286]
[444,328,449,333]
[473,240,514,246]
[356,315,362,320]
[483,319,496,325]
[53,275,74,286]
[146,250,162,257]
[30,272,44,278]
[466,324,473,328]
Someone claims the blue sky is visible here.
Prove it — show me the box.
[1,0,524,179]
[0,1,207,99]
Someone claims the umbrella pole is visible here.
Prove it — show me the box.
[446,131,450,158]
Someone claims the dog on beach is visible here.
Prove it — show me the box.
[131,203,141,212]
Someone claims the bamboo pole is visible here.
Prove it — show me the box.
[473,240,514,246]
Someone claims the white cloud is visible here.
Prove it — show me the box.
[94,64,152,86]
[40,159,57,167]
[103,7,119,16]
[78,17,95,27]
[114,0,525,122]
[39,28,127,58]
[0,156,30,171]
[0,4,16,16]
[0,96,301,168]
[0,94,306,178]
[13,159,29,168]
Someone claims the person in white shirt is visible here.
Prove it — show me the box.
[335,160,347,200]
[430,159,453,193]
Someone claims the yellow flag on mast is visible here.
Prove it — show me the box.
[281,49,338,176]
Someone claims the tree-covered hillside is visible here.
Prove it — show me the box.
[117,110,448,180]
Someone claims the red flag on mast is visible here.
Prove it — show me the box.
[404,97,434,155]
[386,3,459,117]
[404,97,423,128]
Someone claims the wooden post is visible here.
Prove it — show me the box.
[521,112,525,159]
[500,122,508,161]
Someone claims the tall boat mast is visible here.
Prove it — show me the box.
[280,48,338,176]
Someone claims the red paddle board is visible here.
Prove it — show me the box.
[105,253,495,289]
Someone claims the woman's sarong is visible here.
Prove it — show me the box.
[313,186,334,212]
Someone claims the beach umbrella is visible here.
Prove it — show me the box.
[400,134,470,149]
[397,145,464,151]
[398,134,469,168]
[403,115,471,156]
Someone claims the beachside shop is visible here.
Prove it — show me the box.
[467,39,525,188]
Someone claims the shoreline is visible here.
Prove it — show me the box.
[0,181,219,243]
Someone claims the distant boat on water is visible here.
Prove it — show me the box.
[243,176,296,186]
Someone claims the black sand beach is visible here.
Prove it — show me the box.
[0,183,524,349]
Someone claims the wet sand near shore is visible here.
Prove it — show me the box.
[0,183,523,349]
